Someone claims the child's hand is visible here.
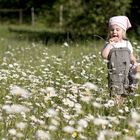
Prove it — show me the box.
[109,37,119,44]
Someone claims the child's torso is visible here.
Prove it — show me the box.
[111,40,133,53]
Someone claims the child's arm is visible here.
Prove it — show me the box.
[101,44,112,59]
[130,53,137,65]
[101,37,117,59]
[130,53,138,75]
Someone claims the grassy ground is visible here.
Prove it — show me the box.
[0,24,140,140]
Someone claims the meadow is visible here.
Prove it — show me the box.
[0,24,140,140]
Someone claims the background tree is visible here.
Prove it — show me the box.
[52,0,132,37]
[0,0,56,24]
[1,0,140,39]
[129,0,140,36]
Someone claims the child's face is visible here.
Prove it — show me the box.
[109,24,125,42]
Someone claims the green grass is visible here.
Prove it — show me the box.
[0,24,140,140]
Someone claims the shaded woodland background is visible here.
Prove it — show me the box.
[0,0,140,41]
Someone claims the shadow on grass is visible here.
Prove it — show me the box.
[8,26,94,44]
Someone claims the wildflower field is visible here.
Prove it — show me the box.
[0,25,140,140]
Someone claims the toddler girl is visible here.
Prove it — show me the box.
[101,16,138,104]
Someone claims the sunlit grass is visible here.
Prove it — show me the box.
[0,25,139,140]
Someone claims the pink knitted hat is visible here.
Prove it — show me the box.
[109,16,132,31]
